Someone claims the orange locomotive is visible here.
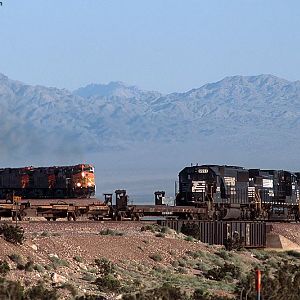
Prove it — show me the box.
[0,164,95,199]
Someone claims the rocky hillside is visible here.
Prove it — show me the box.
[1,221,300,299]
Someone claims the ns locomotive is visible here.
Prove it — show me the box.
[176,165,300,221]
[0,164,95,199]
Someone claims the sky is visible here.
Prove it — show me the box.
[0,0,299,93]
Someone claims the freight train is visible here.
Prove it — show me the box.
[1,163,300,222]
[0,164,95,199]
[176,165,300,221]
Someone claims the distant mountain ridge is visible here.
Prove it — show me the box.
[1,73,300,163]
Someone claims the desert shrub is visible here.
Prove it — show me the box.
[178,259,187,268]
[137,265,143,271]
[8,254,25,270]
[155,232,165,238]
[8,253,23,265]
[94,258,115,275]
[95,274,121,293]
[17,263,25,270]
[33,264,45,273]
[44,264,52,271]
[149,253,162,262]
[251,250,270,261]
[24,283,58,300]
[184,236,195,242]
[193,288,212,300]
[87,268,98,273]
[181,223,200,240]
[141,224,156,233]
[237,262,300,300]
[122,283,188,300]
[186,250,202,259]
[82,273,96,282]
[49,256,69,269]
[195,261,210,272]
[60,283,78,297]
[25,260,34,272]
[0,224,24,244]
[171,260,179,268]
[152,265,166,273]
[160,226,172,234]
[169,250,176,256]
[52,233,61,237]
[99,229,124,236]
[177,266,188,274]
[286,250,300,258]
[0,260,10,276]
[216,249,232,260]
[0,277,24,299]
[73,256,83,263]
[206,262,241,281]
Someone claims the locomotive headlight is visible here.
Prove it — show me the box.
[88,182,92,187]
[81,172,85,178]
[76,182,82,187]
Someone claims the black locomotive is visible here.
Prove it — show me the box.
[176,165,300,221]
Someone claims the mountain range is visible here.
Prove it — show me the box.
[1,73,300,198]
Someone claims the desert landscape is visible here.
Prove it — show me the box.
[1,220,300,299]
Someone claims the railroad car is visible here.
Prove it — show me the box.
[0,164,95,199]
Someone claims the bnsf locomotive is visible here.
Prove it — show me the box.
[176,165,300,221]
[0,164,95,199]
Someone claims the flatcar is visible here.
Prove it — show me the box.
[0,164,95,199]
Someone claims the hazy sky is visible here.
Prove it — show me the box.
[0,0,299,93]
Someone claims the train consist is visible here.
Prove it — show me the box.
[0,163,300,222]
[176,165,300,221]
[0,164,95,199]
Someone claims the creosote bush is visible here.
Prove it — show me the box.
[73,256,83,263]
[94,258,115,275]
[25,260,34,272]
[24,282,59,300]
[205,262,241,282]
[149,253,162,262]
[0,260,10,276]
[0,278,58,300]
[122,283,188,300]
[8,253,22,265]
[95,274,121,293]
[141,225,156,233]
[49,256,69,269]
[0,224,24,244]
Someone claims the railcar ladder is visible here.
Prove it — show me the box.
[254,191,262,212]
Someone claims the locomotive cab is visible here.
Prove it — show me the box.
[72,164,96,198]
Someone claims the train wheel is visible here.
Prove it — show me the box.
[52,217,57,221]
[46,217,51,221]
